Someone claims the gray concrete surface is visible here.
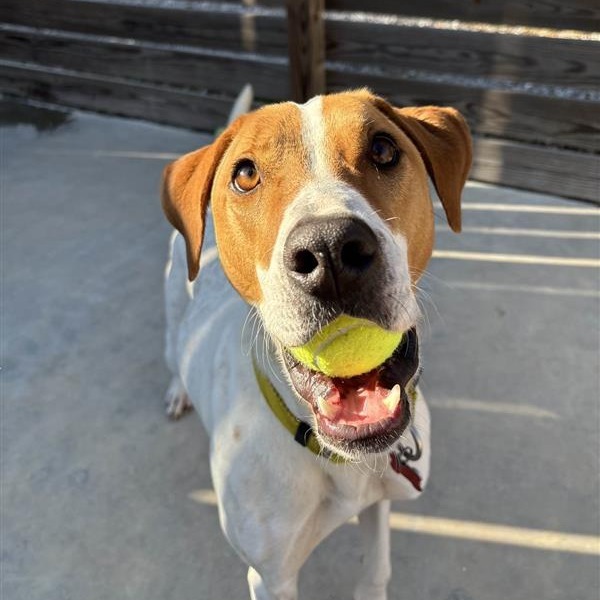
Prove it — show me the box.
[2,101,599,600]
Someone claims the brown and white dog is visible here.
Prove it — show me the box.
[161,89,471,600]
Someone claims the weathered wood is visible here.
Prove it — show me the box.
[0,25,289,101]
[325,0,600,32]
[325,19,600,93]
[0,0,288,55]
[0,60,232,130]
[1,0,597,202]
[3,2,595,93]
[327,69,600,153]
[286,0,325,102]
[471,136,600,203]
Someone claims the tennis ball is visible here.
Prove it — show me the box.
[289,315,402,378]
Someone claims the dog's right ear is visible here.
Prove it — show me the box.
[372,97,471,233]
[161,125,239,281]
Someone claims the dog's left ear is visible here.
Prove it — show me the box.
[375,100,472,232]
[161,122,240,281]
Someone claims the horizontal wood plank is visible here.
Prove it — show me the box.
[327,69,600,153]
[2,60,597,201]
[0,0,288,55]
[471,136,600,203]
[0,25,290,101]
[2,0,598,201]
[3,1,594,94]
[325,0,600,32]
[0,60,232,130]
[326,19,599,93]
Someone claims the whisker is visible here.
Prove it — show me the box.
[264,329,283,384]
[241,306,260,355]
[249,310,262,355]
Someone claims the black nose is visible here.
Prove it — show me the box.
[283,216,380,302]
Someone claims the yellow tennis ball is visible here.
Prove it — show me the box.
[289,315,403,378]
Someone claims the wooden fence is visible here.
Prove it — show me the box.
[1,0,598,201]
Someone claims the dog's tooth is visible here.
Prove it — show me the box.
[317,396,337,419]
[383,384,401,412]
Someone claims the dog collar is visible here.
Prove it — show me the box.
[252,357,423,491]
[252,358,346,463]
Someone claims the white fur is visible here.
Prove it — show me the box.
[165,232,430,600]
[163,98,431,599]
[298,95,329,179]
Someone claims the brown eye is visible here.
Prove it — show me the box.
[233,160,260,193]
[370,134,400,168]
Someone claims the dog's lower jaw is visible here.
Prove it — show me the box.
[313,400,411,462]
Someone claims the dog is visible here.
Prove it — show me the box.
[161,88,472,600]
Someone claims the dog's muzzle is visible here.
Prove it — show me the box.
[272,214,420,455]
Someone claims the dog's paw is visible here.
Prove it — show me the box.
[164,377,193,420]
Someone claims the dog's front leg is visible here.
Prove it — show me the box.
[354,500,392,600]
[247,567,298,600]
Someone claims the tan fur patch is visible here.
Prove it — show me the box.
[211,103,308,303]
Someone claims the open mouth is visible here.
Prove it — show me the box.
[283,328,420,453]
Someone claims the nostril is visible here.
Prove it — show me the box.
[292,249,319,274]
[284,217,379,301]
[341,240,375,271]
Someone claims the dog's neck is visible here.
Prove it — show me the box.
[246,326,313,424]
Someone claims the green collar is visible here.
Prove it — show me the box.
[252,358,346,463]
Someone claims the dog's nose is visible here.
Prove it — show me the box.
[283,216,380,301]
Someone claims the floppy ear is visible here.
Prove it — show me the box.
[374,100,472,232]
[161,126,238,281]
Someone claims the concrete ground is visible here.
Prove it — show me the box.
[2,100,599,600]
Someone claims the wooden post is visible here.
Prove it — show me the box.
[286,0,325,103]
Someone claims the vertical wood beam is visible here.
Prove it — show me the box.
[286,0,325,102]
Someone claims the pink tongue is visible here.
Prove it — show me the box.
[325,372,393,426]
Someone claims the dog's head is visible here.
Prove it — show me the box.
[162,89,471,458]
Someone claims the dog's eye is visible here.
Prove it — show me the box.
[370,135,400,168]
[232,160,260,193]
